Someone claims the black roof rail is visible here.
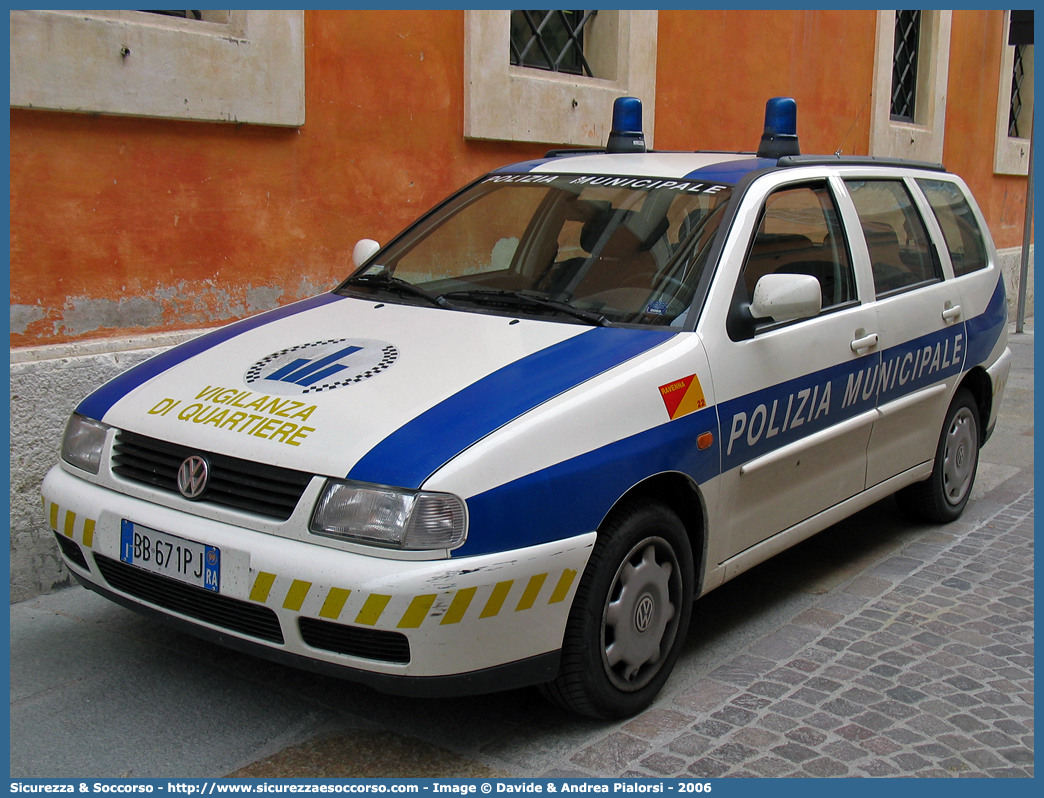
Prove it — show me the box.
[544,147,605,158]
[776,154,946,172]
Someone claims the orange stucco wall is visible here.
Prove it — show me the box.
[656,10,878,158]
[9,10,1031,349]
[9,10,547,348]
[944,9,1033,251]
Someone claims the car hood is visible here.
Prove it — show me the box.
[80,293,676,487]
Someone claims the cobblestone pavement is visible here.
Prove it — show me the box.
[548,480,1034,779]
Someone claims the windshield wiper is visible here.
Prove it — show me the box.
[441,289,611,327]
[342,272,453,309]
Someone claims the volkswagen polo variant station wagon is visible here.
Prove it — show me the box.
[44,98,1011,718]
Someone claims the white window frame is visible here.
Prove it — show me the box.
[9,10,304,127]
[464,10,657,147]
[869,10,952,163]
[994,11,1033,176]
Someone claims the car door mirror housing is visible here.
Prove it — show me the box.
[352,239,381,268]
[749,273,822,322]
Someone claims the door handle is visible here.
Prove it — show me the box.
[851,332,879,352]
[942,303,962,321]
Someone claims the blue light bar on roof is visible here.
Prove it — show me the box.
[606,96,647,154]
[756,97,800,159]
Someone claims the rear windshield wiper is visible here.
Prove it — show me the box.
[342,272,453,309]
[441,289,611,327]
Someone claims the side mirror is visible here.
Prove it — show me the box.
[352,239,381,268]
[749,273,822,322]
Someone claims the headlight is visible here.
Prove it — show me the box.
[310,479,467,551]
[61,413,111,475]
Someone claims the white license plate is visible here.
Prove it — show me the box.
[120,520,220,592]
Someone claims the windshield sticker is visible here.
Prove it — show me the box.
[147,386,319,447]
[483,174,730,194]
[245,338,398,395]
[659,374,707,420]
[646,300,669,315]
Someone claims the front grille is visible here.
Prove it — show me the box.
[299,617,411,663]
[54,532,90,570]
[95,553,284,643]
[111,429,313,521]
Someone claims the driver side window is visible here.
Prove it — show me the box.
[741,182,857,312]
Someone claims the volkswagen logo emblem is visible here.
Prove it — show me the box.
[634,594,656,633]
[177,455,210,500]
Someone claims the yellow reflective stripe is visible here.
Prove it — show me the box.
[249,572,277,603]
[63,510,76,538]
[549,569,577,604]
[479,580,514,618]
[355,594,391,626]
[397,594,437,628]
[440,587,477,625]
[82,519,96,548]
[282,579,312,611]
[49,503,59,531]
[516,574,547,611]
[319,588,351,620]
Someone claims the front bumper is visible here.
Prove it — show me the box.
[42,465,595,691]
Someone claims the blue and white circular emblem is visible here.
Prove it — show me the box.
[244,338,398,395]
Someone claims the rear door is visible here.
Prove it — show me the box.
[839,174,966,489]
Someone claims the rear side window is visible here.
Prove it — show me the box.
[845,179,940,298]
[916,179,990,277]
[742,183,856,311]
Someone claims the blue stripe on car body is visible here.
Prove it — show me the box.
[457,290,1008,557]
[963,276,1007,368]
[75,293,346,421]
[347,327,677,490]
[458,405,719,557]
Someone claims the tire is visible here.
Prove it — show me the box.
[896,388,980,523]
[540,498,694,719]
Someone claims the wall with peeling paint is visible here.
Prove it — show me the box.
[8,10,1034,602]
[10,10,1032,349]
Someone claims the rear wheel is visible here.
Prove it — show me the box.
[896,388,980,523]
[541,499,694,719]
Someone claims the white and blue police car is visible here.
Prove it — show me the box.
[44,98,1012,718]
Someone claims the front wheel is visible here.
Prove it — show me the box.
[540,499,694,719]
[896,388,980,523]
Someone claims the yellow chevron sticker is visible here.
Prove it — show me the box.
[397,594,437,628]
[82,519,96,548]
[282,579,312,611]
[249,572,277,603]
[49,502,59,532]
[441,586,477,625]
[479,580,514,618]
[355,594,391,626]
[319,588,351,620]
[549,569,577,603]
[63,510,76,538]
[516,573,547,611]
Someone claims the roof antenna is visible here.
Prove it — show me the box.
[834,91,873,156]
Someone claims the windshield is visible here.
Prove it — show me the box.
[337,172,733,327]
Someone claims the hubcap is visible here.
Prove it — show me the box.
[601,538,681,692]
[942,407,977,506]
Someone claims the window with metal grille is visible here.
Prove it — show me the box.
[510,10,598,77]
[137,10,230,23]
[891,10,921,123]
[1009,43,1032,138]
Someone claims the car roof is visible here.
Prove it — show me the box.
[493,151,948,186]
